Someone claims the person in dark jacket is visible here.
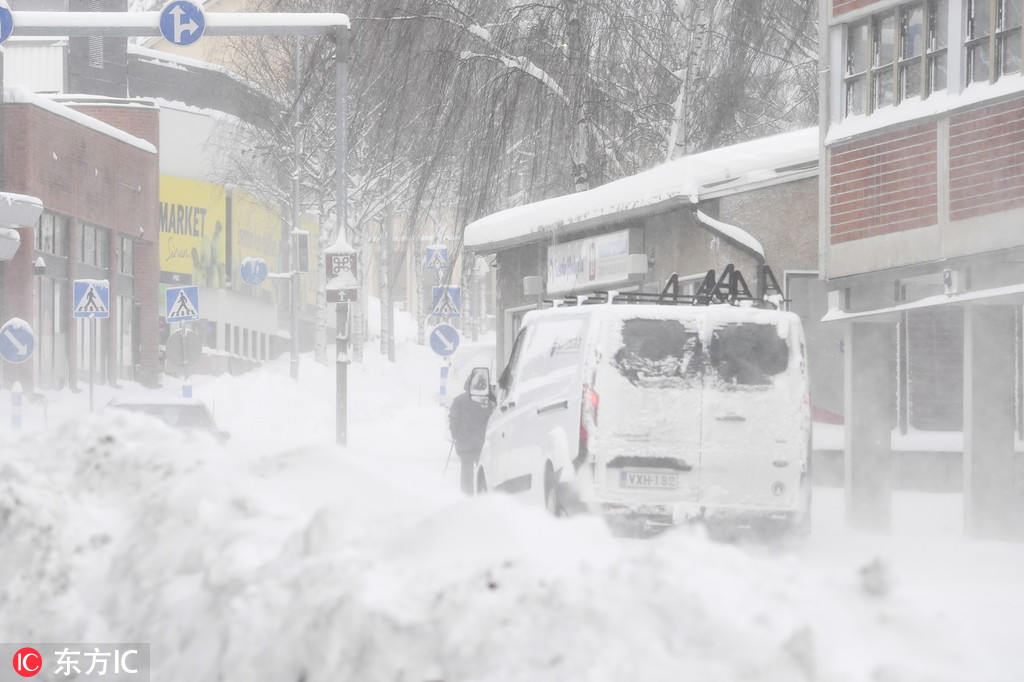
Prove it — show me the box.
[448,372,494,494]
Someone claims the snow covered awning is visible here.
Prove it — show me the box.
[464,127,819,253]
[822,282,1024,323]
[0,192,44,261]
[0,227,21,261]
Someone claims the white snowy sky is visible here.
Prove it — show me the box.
[2,331,1023,681]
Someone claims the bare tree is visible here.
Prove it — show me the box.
[211,0,818,359]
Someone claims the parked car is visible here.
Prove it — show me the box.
[106,396,231,443]
[476,298,811,538]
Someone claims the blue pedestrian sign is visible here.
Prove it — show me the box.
[73,279,110,319]
[0,4,15,45]
[429,324,460,357]
[431,286,461,318]
[0,318,35,364]
[166,285,200,322]
[425,246,449,270]
[240,257,268,286]
[159,0,205,46]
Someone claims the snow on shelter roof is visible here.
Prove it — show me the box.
[464,127,819,252]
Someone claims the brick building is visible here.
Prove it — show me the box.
[819,0,1024,538]
[0,87,161,390]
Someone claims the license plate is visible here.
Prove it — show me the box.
[619,471,679,489]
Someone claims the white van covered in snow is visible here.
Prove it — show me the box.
[477,297,811,536]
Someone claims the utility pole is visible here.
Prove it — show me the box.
[289,35,302,381]
[333,22,351,446]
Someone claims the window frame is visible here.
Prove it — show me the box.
[34,212,69,258]
[966,0,1022,84]
[119,236,134,276]
[78,222,111,268]
[844,0,951,117]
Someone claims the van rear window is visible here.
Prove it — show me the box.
[708,323,788,386]
[613,319,702,387]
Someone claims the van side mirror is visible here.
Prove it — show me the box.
[469,367,491,399]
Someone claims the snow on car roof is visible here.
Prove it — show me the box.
[526,301,798,325]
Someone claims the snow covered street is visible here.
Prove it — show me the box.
[2,344,1024,682]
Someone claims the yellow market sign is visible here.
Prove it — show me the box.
[159,176,228,287]
[231,187,282,272]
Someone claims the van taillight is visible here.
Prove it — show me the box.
[578,387,600,466]
[584,387,600,423]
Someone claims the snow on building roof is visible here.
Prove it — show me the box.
[4,85,157,153]
[464,127,819,252]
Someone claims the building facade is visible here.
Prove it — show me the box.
[819,0,1024,538]
[2,0,329,385]
[0,88,161,390]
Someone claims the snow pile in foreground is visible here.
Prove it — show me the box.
[0,408,993,682]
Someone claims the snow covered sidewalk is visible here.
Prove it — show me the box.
[1,347,1022,681]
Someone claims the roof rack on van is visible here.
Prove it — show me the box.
[550,264,789,309]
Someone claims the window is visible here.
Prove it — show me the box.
[34,212,69,257]
[873,11,897,110]
[79,223,111,268]
[708,324,790,387]
[928,1,950,92]
[118,295,133,379]
[515,318,586,384]
[119,237,134,276]
[900,5,926,100]
[88,0,103,68]
[845,1,949,116]
[613,319,702,388]
[846,20,870,115]
[967,0,1023,83]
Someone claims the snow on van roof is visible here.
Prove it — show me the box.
[464,127,818,252]
[525,301,800,328]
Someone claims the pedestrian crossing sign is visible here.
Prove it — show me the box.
[73,279,110,319]
[424,246,449,270]
[431,286,461,318]
[166,285,200,322]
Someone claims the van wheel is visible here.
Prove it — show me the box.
[544,465,564,517]
[476,471,487,495]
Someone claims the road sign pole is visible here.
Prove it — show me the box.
[89,317,96,412]
[440,362,449,406]
[181,321,191,397]
[336,301,349,446]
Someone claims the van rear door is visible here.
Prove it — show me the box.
[592,316,703,506]
[698,314,808,517]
